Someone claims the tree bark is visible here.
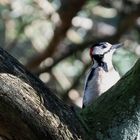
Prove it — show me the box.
[1,48,140,140]
[0,48,86,140]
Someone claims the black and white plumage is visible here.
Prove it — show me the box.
[83,42,122,108]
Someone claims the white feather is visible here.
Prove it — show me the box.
[83,48,120,107]
[83,66,120,106]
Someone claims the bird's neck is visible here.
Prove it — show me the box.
[93,58,113,72]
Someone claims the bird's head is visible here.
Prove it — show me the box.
[90,42,122,71]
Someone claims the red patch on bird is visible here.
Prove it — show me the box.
[90,47,93,59]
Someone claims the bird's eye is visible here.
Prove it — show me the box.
[102,45,106,49]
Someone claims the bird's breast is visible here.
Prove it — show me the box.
[83,67,120,106]
[95,67,120,94]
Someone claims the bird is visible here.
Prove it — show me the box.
[82,42,122,108]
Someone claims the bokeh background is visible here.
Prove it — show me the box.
[0,0,139,107]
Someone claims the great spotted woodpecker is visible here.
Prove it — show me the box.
[82,42,122,108]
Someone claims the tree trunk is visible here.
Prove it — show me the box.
[0,48,86,140]
[0,48,140,140]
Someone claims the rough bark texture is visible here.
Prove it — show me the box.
[0,48,86,140]
[81,59,140,140]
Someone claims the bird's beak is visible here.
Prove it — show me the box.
[111,43,123,50]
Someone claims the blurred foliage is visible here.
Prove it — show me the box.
[0,0,140,107]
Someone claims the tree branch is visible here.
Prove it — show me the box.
[0,48,86,140]
[25,0,86,70]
